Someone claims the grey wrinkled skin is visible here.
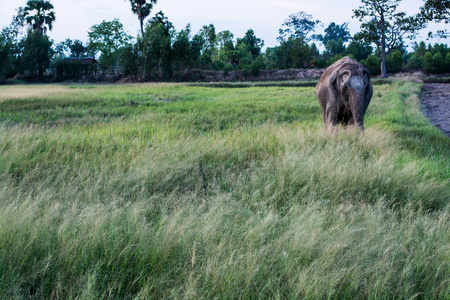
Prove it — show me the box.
[316,57,373,131]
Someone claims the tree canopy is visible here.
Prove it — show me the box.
[419,0,450,37]
[278,11,322,42]
[21,0,56,36]
[1,0,449,81]
[88,19,132,67]
[125,0,158,37]
[353,0,424,77]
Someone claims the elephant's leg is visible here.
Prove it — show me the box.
[325,105,339,127]
[347,109,354,125]
[337,105,352,125]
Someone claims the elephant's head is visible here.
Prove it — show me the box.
[330,62,372,129]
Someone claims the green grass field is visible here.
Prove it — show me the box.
[0,81,449,299]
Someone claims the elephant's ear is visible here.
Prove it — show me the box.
[329,70,339,91]
[362,69,370,84]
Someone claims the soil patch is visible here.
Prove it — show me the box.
[422,83,450,137]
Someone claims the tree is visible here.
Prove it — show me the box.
[69,40,87,57]
[419,0,449,37]
[353,0,424,77]
[315,22,351,45]
[138,12,172,79]
[346,40,373,61]
[88,19,132,68]
[278,11,322,42]
[217,30,234,51]
[271,36,315,69]
[199,24,217,53]
[314,23,350,58]
[125,0,158,37]
[21,29,53,76]
[21,0,56,36]
[289,37,313,68]
[172,25,193,73]
[217,30,235,65]
[55,39,87,58]
[385,49,404,72]
[0,32,17,79]
[237,29,264,59]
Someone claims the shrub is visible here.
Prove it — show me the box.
[361,55,381,75]
[211,60,225,71]
[405,53,423,70]
[250,58,265,76]
[386,50,403,73]
[223,62,234,75]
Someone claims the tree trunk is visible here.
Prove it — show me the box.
[140,17,144,37]
[380,12,387,78]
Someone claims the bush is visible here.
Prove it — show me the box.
[223,63,234,75]
[423,52,434,73]
[315,59,327,69]
[445,53,450,72]
[211,60,225,71]
[326,55,344,66]
[118,45,139,76]
[423,52,447,74]
[361,55,381,75]
[250,58,265,76]
[386,50,403,73]
[405,53,423,70]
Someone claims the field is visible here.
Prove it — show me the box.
[0,81,449,299]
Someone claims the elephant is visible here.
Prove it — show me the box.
[316,56,373,131]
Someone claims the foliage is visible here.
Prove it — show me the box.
[125,0,158,37]
[171,25,194,74]
[0,32,18,79]
[20,30,53,76]
[353,0,425,77]
[345,40,373,61]
[87,19,132,68]
[315,22,351,46]
[237,29,264,59]
[138,19,172,80]
[54,39,87,58]
[0,82,448,298]
[20,0,55,36]
[270,37,317,69]
[324,38,345,58]
[278,11,322,42]
[315,23,350,58]
[117,44,140,76]
[53,59,99,79]
[385,49,404,72]
[419,0,449,37]
[361,55,381,75]
[1,1,449,80]
[407,42,450,73]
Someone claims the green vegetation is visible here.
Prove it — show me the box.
[0,81,449,298]
[1,0,448,82]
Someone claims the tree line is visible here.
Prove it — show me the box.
[0,0,448,81]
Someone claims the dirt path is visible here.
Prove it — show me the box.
[421,83,450,137]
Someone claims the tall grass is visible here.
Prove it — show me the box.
[0,81,448,299]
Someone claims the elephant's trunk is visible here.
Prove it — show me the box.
[350,91,365,130]
[345,76,366,130]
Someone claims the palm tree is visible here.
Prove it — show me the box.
[23,0,56,36]
[125,0,158,37]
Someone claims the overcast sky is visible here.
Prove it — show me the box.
[0,0,448,49]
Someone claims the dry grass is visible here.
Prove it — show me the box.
[0,81,448,299]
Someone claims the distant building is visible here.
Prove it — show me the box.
[61,57,99,65]
[55,57,101,78]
